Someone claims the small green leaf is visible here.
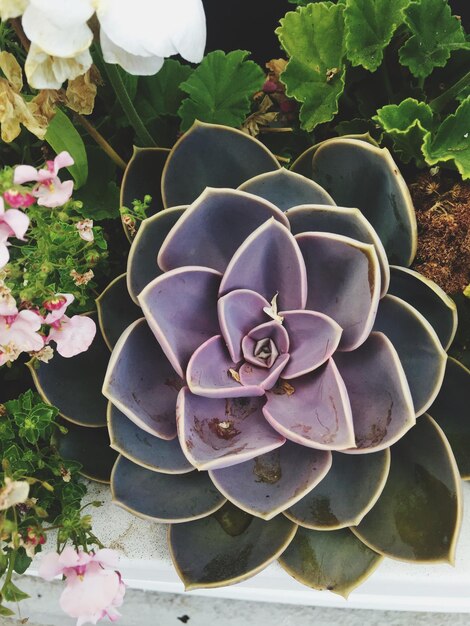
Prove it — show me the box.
[345,0,410,72]
[178,50,264,132]
[277,2,346,131]
[13,550,32,575]
[421,96,470,179]
[0,605,15,617]
[1,581,29,602]
[374,98,433,165]
[399,0,468,79]
[140,59,193,118]
[45,109,88,188]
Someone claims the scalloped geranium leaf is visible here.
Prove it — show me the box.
[279,527,383,598]
[276,2,346,131]
[178,50,264,132]
[421,96,470,179]
[374,98,433,166]
[139,59,193,118]
[399,0,468,79]
[344,0,410,72]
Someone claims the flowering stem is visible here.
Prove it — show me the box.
[75,115,127,170]
[429,71,470,114]
[103,63,157,147]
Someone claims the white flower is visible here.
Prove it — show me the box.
[75,219,94,242]
[19,0,206,88]
[0,0,28,20]
[0,477,30,511]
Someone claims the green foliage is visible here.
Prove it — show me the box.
[421,96,470,179]
[374,98,433,165]
[178,50,265,131]
[344,0,410,72]
[277,2,346,131]
[0,391,101,616]
[277,0,470,177]
[74,147,120,221]
[45,109,88,189]
[399,0,468,79]
[140,59,193,118]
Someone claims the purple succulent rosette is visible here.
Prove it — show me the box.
[33,123,470,597]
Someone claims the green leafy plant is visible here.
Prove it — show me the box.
[0,391,101,617]
[277,0,470,178]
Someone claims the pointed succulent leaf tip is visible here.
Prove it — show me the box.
[263,360,355,451]
[157,188,289,273]
[287,204,390,296]
[209,441,332,520]
[218,289,270,363]
[107,403,193,475]
[296,232,380,351]
[161,122,280,208]
[169,502,297,590]
[111,455,226,523]
[120,147,169,227]
[335,332,415,454]
[102,319,182,440]
[373,295,447,417]
[55,422,117,484]
[285,449,390,530]
[238,168,335,211]
[126,206,186,305]
[428,358,470,480]
[280,310,342,379]
[279,527,383,598]
[353,414,462,563]
[239,354,290,391]
[309,138,417,266]
[176,388,285,471]
[138,267,221,378]
[219,219,307,311]
[96,274,141,351]
[31,312,108,427]
[388,265,458,351]
[186,335,265,398]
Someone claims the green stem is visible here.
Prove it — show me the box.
[429,71,470,114]
[103,63,157,147]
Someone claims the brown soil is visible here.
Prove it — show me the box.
[409,172,470,295]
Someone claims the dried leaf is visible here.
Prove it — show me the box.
[66,66,102,115]
[0,50,23,92]
[0,79,48,142]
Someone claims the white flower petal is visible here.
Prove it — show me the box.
[100,30,164,76]
[0,0,28,21]
[22,0,93,57]
[25,44,92,90]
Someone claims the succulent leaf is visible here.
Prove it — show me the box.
[373,295,447,416]
[111,455,226,522]
[310,138,417,265]
[103,319,183,439]
[55,421,118,483]
[238,169,335,211]
[296,232,380,350]
[209,441,332,520]
[108,403,193,474]
[353,414,462,562]
[96,274,141,350]
[30,312,108,428]
[127,206,186,304]
[157,189,289,274]
[388,265,457,351]
[285,449,390,530]
[161,122,280,208]
[428,358,470,480]
[287,204,390,296]
[279,527,383,598]
[169,502,297,590]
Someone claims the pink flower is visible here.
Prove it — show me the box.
[43,293,74,325]
[0,309,44,365]
[3,189,36,209]
[39,548,125,626]
[47,314,96,358]
[14,151,74,208]
[0,196,30,268]
[76,219,94,242]
[0,280,17,316]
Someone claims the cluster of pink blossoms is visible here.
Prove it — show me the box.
[39,547,126,626]
[0,152,96,365]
